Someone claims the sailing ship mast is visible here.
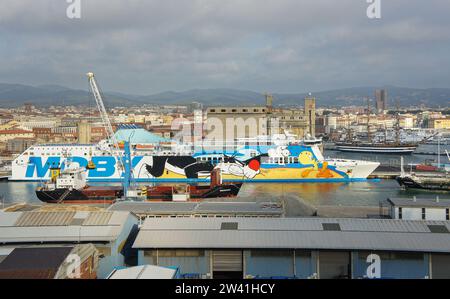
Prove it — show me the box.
[366,98,371,143]
[395,100,401,145]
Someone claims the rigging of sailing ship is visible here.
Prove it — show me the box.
[335,98,419,154]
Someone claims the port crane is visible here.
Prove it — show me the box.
[86,72,135,196]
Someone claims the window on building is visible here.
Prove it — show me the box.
[446,209,449,221]
[398,207,402,219]
[422,208,426,220]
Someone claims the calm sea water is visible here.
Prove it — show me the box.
[0,180,447,208]
[0,143,448,207]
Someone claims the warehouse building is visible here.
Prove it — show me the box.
[133,217,450,279]
[0,211,139,279]
[388,197,450,221]
[0,244,99,279]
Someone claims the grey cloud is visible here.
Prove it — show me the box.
[0,0,449,95]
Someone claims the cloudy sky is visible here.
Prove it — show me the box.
[0,0,449,94]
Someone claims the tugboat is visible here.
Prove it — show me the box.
[35,166,242,204]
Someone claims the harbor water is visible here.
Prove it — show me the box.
[0,143,448,207]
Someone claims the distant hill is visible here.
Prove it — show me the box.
[0,83,140,107]
[0,83,448,108]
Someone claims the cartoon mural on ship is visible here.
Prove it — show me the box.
[144,156,214,179]
[137,145,343,181]
[140,154,263,180]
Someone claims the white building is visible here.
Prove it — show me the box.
[388,197,450,221]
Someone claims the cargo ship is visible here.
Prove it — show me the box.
[13,127,379,183]
[35,167,242,204]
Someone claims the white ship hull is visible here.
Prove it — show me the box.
[11,142,379,182]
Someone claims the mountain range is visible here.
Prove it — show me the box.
[0,83,448,108]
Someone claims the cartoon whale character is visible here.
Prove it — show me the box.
[298,151,333,178]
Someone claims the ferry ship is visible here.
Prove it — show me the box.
[11,127,379,183]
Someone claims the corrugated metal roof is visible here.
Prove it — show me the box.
[108,265,176,279]
[0,226,122,243]
[15,212,76,227]
[0,211,135,244]
[133,217,450,253]
[0,212,22,227]
[83,212,113,226]
[108,201,282,215]
[108,211,132,225]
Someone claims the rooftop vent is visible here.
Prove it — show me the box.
[322,223,341,231]
[428,225,449,234]
[221,222,238,230]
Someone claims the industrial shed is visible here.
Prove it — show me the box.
[0,211,139,279]
[133,217,450,279]
[0,244,98,279]
[387,197,450,221]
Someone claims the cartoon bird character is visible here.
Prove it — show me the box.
[298,151,318,178]
[298,151,334,178]
[316,161,334,178]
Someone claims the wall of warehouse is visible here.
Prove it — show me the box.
[97,214,139,279]
[393,206,449,221]
[134,247,447,279]
[244,250,315,278]
[352,251,430,279]
[138,249,210,278]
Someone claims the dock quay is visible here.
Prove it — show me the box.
[369,165,446,179]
